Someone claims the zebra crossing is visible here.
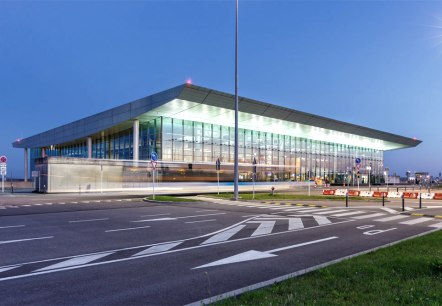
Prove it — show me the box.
[0,214,346,281]
[205,198,442,229]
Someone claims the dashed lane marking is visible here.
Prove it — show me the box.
[0,225,25,229]
[0,236,53,245]
[105,226,151,233]
[69,218,109,223]
[185,219,217,224]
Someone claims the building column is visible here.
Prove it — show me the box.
[24,148,28,182]
[87,137,92,159]
[133,119,139,161]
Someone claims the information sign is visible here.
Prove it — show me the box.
[150,151,158,161]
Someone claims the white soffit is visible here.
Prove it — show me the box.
[147,99,403,151]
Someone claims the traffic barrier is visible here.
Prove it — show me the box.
[433,193,442,200]
[348,190,360,197]
[420,193,434,200]
[360,191,374,197]
[403,192,419,199]
[387,192,403,198]
[322,189,335,195]
[335,189,348,196]
[373,191,388,198]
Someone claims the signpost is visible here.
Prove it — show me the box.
[252,157,257,199]
[0,156,7,193]
[216,158,221,195]
[151,152,158,199]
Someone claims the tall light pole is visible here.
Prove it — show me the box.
[233,0,239,200]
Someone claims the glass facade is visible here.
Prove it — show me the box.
[30,116,384,184]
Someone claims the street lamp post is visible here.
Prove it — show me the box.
[366,165,372,191]
[233,0,239,200]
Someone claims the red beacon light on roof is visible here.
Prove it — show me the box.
[186,79,192,85]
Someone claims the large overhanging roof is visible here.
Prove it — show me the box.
[13,84,421,150]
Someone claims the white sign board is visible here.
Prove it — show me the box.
[32,171,39,178]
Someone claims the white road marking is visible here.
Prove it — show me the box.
[404,207,414,211]
[70,202,78,204]
[0,236,53,245]
[332,211,366,217]
[374,215,410,222]
[248,221,276,236]
[0,225,25,229]
[242,215,259,217]
[36,252,113,272]
[81,201,90,203]
[140,213,171,217]
[313,209,348,215]
[69,218,109,223]
[312,216,332,225]
[34,204,43,206]
[185,219,216,224]
[22,205,31,207]
[44,203,53,205]
[194,236,339,269]
[399,217,433,225]
[201,225,246,245]
[132,242,182,257]
[429,223,442,228]
[133,213,226,222]
[288,208,329,213]
[288,218,304,230]
[0,266,20,273]
[195,210,218,213]
[59,202,66,205]
[105,226,151,233]
[380,207,398,214]
[352,213,386,219]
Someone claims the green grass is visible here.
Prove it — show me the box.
[206,192,376,201]
[217,230,442,305]
[143,195,200,202]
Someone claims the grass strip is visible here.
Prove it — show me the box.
[217,230,442,305]
[143,195,200,202]
[206,193,377,201]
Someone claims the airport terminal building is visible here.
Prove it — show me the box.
[13,84,421,192]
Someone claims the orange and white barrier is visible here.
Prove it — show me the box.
[322,189,336,195]
[403,192,419,199]
[348,190,360,197]
[421,193,435,199]
[433,193,442,200]
[387,192,403,198]
[335,189,348,196]
[360,191,374,197]
[373,191,388,198]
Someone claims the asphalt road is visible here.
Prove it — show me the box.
[0,195,441,305]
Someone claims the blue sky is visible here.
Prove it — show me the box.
[1,0,442,179]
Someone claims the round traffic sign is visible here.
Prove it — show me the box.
[150,152,158,161]
[355,158,361,164]
[0,156,7,163]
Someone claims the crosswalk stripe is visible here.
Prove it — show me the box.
[291,208,329,213]
[313,216,332,225]
[399,217,433,225]
[332,211,366,217]
[132,242,182,257]
[35,252,113,272]
[248,221,276,236]
[404,207,414,211]
[429,222,442,228]
[0,266,19,273]
[288,218,304,230]
[312,209,348,215]
[281,207,309,212]
[380,207,397,214]
[201,225,246,245]
[352,213,386,219]
[374,215,410,222]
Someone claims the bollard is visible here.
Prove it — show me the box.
[271,186,275,196]
[346,193,348,207]
[382,194,385,206]
[419,193,422,209]
[402,194,405,212]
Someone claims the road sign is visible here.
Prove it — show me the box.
[32,171,39,178]
[252,157,257,174]
[0,156,6,163]
[150,161,157,170]
[150,151,158,161]
[355,158,361,164]
[215,158,221,171]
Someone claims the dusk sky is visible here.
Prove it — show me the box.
[1,0,442,179]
